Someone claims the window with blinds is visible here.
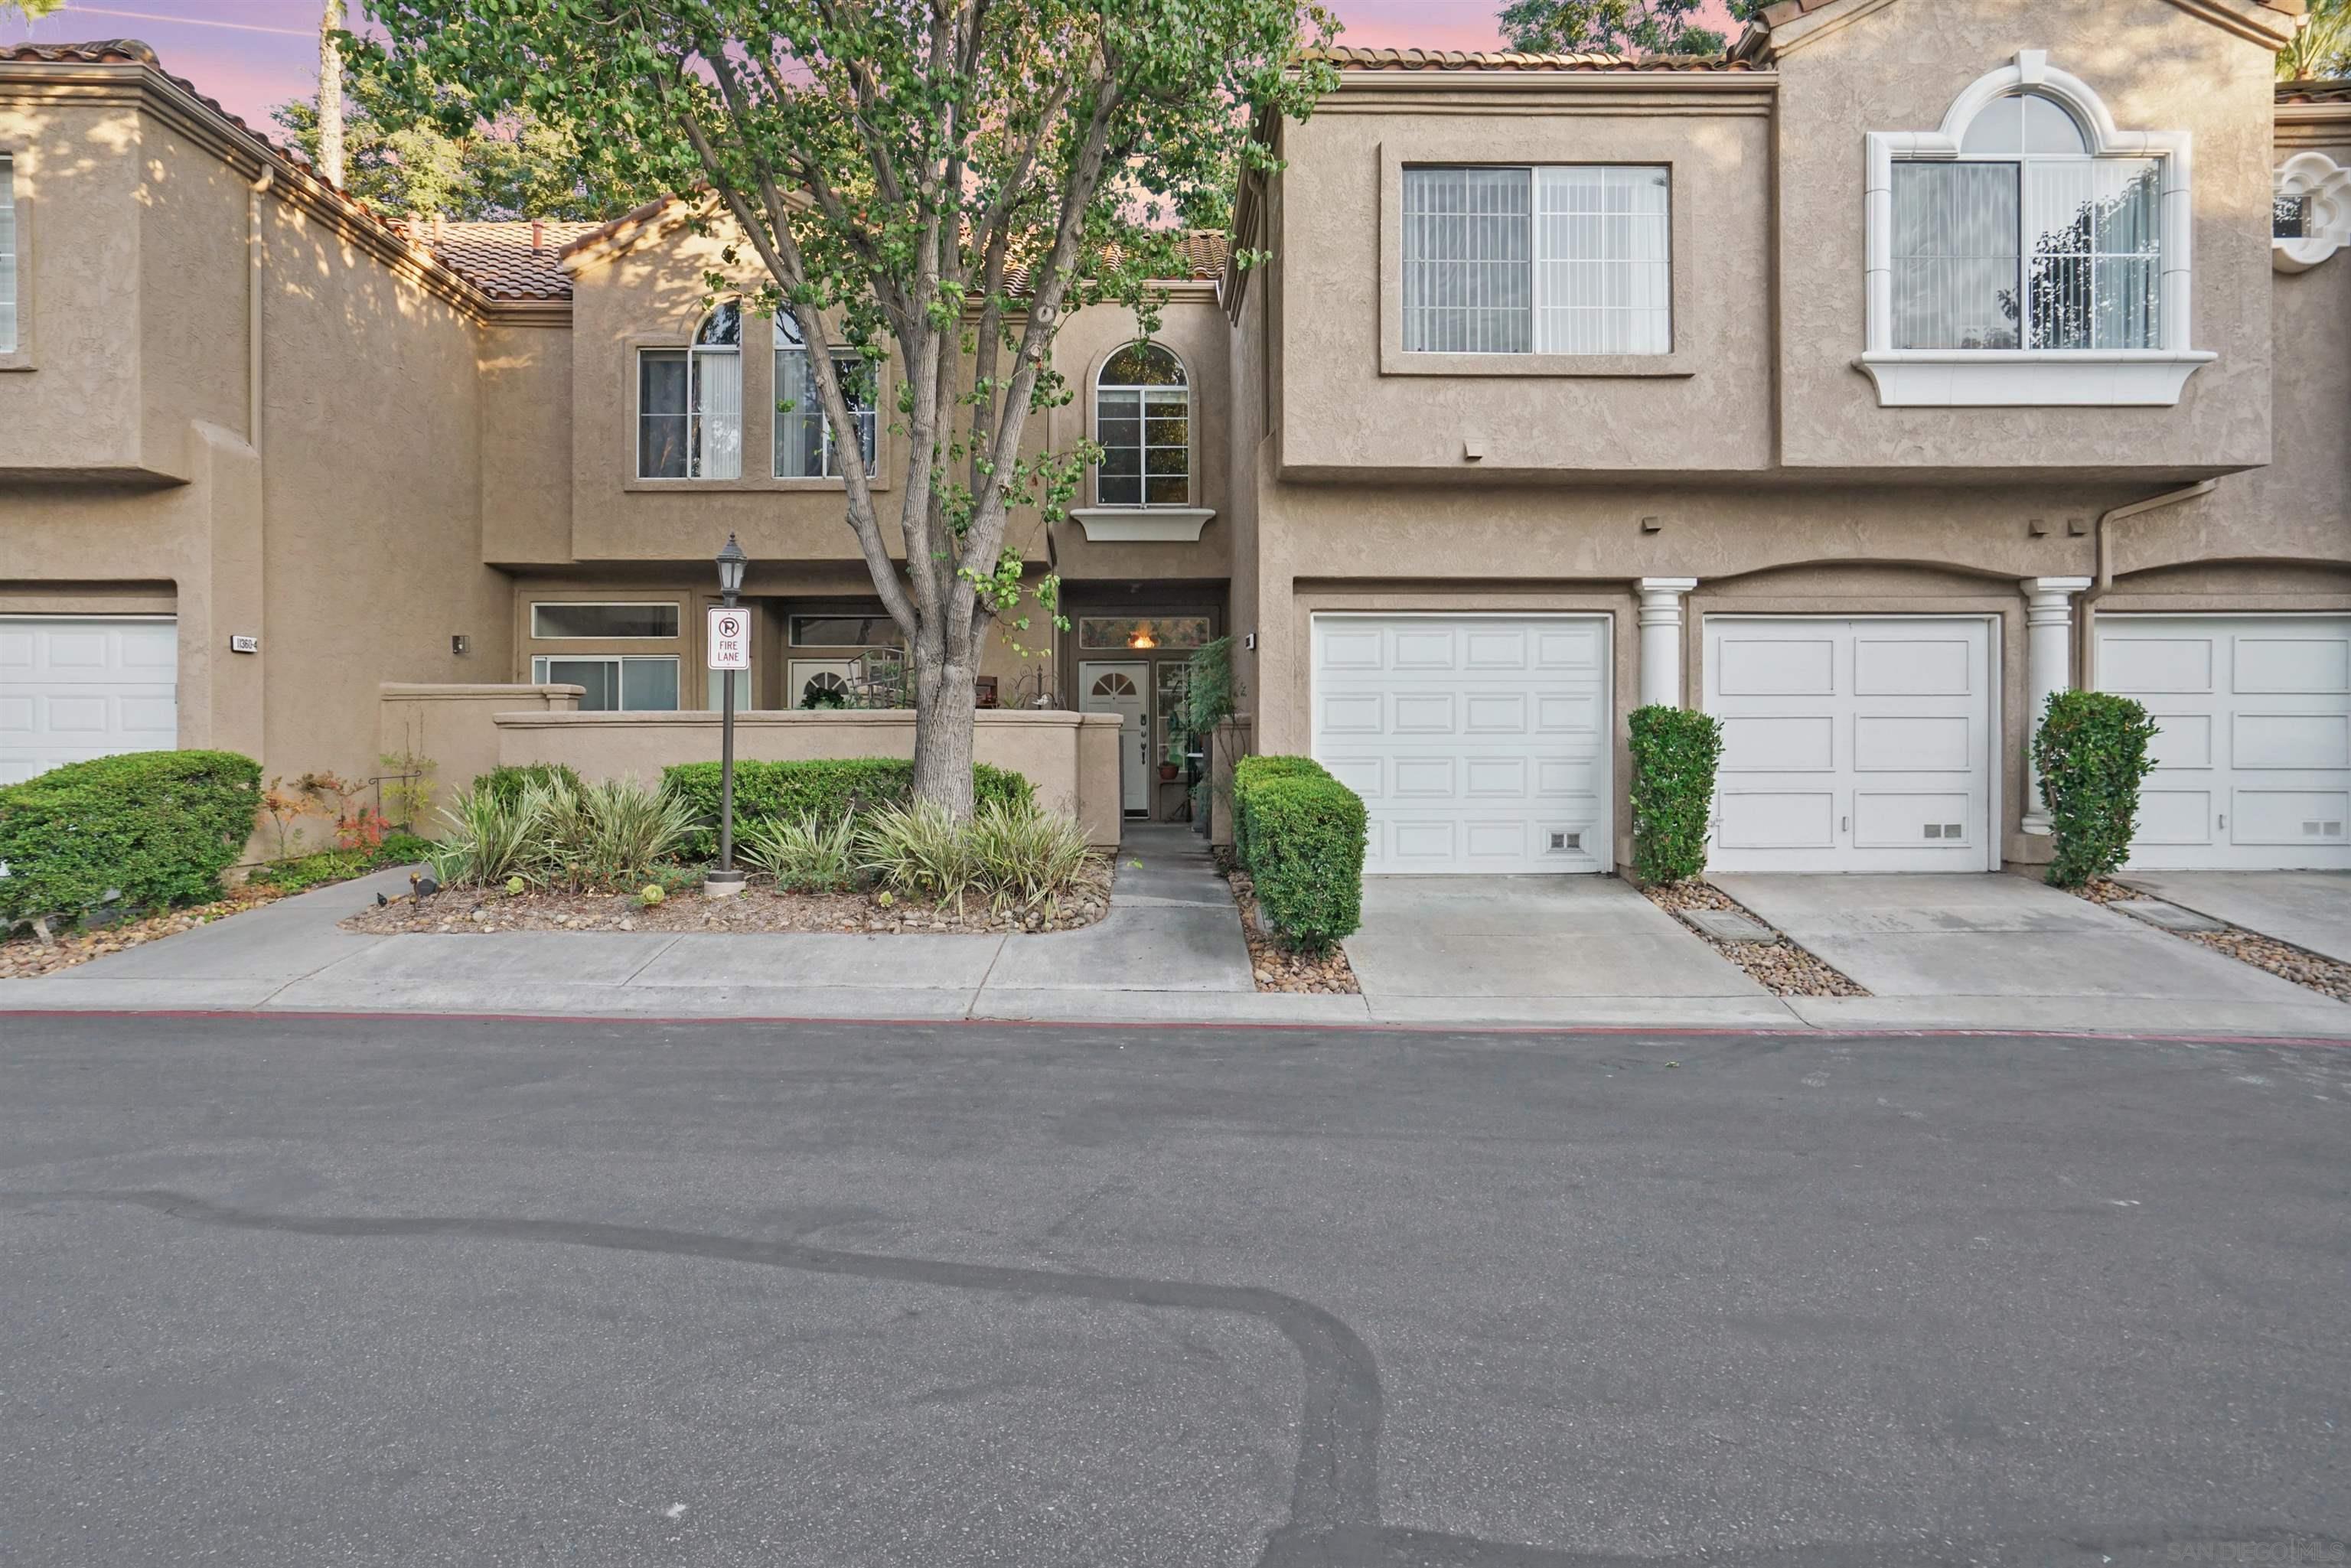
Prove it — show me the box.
[1401,165,1671,356]
[1891,92,2160,352]
[773,314,878,479]
[638,302,742,478]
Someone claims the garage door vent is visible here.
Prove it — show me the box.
[1550,832,1581,852]
[2308,820,2346,839]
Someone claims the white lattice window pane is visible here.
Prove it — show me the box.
[1534,166,1671,356]
[1402,167,1531,354]
[773,348,823,478]
[638,350,689,478]
[690,348,742,478]
[826,354,877,478]
[1096,386,1142,504]
[1891,161,2022,350]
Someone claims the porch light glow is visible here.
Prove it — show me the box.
[1128,624,1157,649]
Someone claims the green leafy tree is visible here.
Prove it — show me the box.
[359,0,1337,817]
[1498,0,1762,57]
[2281,0,2350,78]
[272,61,626,220]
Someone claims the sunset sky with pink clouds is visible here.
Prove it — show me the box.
[1,1,1738,134]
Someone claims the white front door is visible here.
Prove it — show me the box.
[0,615,179,784]
[1704,616,1995,873]
[1311,614,1610,874]
[1081,662,1150,816]
[2100,614,2351,870]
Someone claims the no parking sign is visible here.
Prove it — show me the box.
[707,608,752,670]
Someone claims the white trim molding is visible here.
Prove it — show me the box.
[1859,52,2213,409]
[2274,151,2351,274]
[1069,507,1215,543]
[1635,578,1697,709]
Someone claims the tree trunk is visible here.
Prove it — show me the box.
[910,654,977,818]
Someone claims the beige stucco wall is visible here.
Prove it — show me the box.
[480,322,575,566]
[491,708,1127,847]
[1772,0,2277,476]
[1268,74,1775,481]
[379,682,583,821]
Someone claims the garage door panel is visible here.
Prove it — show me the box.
[1721,715,1834,773]
[2234,712,2350,771]
[1313,614,1609,875]
[1719,791,1837,849]
[2146,712,2213,769]
[2235,636,2349,694]
[2102,614,2351,869]
[0,616,179,785]
[2230,791,2349,847]
[1855,714,1971,773]
[1706,617,1994,872]
[1854,790,1971,849]
[1718,636,1833,696]
[1854,637,1974,696]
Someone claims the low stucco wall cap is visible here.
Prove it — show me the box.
[1300,44,1761,72]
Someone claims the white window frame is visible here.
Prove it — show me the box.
[528,601,681,641]
[529,654,682,712]
[0,153,17,359]
[1861,51,2212,408]
[1397,163,1673,360]
[636,302,742,480]
[2274,151,2351,274]
[1091,341,1192,508]
[772,319,877,481]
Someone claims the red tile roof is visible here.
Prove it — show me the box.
[1301,44,1760,72]
[2278,78,2351,106]
[401,219,607,301]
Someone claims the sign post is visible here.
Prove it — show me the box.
[706,536,752,898]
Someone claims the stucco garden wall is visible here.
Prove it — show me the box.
[487,708,1126,849]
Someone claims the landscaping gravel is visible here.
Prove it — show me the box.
[1642,880,1871,998]
[2075,878,2351,1005]
[1215,854,1361,994]
[338,863,1114,937]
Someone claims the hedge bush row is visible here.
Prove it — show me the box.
[1627,704,1725,885]
[1231,755,1367,950]
[2033,690,2160,888]
[658,758,1034,860]
[0,749,262,926]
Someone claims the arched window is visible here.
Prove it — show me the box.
[1094,341,1188,507]
[637,300,742,478]
[1862,53,2207,407]
[774,315,878,478]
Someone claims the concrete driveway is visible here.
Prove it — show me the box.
[1714,872,2340,1034]
[1341,875,1795,1026]
[2118,870,2351,964]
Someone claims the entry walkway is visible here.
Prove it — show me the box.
[5,851,2347,1038]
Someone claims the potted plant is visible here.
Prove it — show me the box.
[1159,735,1183,782]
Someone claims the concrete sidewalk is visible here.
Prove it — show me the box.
[2118,870,2351,965]
[4,844,2347,1037]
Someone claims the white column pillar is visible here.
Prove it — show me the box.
[1636,578,1699,709]
[2020,575,2092,836]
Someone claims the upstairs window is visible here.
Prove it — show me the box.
[774,315,876,478]
[1094,341,1189,507]
[1401,165,1671,356]
[638,301,742,479]
[1891,93,2160,352]
[0,155,15,354]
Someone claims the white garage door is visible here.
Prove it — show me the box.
[0,616,179,784]
[2099,614,2350,870]
[1704,617,1995,873]
[1312,614,1610,874]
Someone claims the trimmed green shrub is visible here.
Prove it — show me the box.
[373,832,436,866]
[2033,689,2160,888]
[0,749,262,926]
[1229,755,1329,868]
[1238,770,1366,950]
[661,758,1033,860]
[1627,704,1725,885]
[471,762,584,808]
[247,848,374,892]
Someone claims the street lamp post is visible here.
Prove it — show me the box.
[706,534,750,898]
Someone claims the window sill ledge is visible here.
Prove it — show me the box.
[621,476,889,494]
[1857,350,2216,408]
[1070,507,1215,543]
[1381,350,1692,380]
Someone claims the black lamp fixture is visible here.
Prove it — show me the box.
[716,532,748,606]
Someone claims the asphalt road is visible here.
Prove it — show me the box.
[2,1015,2346,1567]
